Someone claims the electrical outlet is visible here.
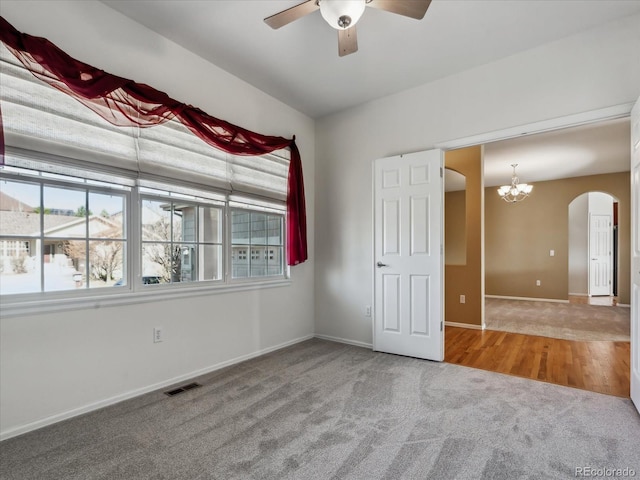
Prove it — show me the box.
[460,295,465,304]
[550,250,555,257]
[153,327,163,343]
[536,280,541,287]
[365,305,371,317]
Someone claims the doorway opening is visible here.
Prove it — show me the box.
[568,191,620,307]
[443,114,632,398]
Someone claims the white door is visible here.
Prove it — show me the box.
[373,150,444,361]
[588,213,612,296]
[631,97,640,413]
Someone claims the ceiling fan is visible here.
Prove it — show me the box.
[264,0,432,57]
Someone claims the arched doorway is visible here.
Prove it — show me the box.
[568,191,619,305]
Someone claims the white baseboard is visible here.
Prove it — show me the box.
[485,295,569,304]
[314,334,372,349]
[445,321,485,330]
[0,334,314,442]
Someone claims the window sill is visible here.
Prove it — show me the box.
[0,279,292,319]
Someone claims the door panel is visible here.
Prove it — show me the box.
[589,213,612,296]
[374,150,443,361]
[382,274,401,332]
[410,196,430,254]
[410,274,430,335]
[631,97,640,413]
[382,199,400,255]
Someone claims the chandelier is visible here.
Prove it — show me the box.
[497,164,533,203]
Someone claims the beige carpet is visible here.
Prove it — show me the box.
[2,339,640,480]
[485,297,630,342]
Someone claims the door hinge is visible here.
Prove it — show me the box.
[440,167,443,178]
[440,321,443,332]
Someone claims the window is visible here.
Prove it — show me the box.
[231,209,284,279]
[140,192,223,285]
[0,171,128,295]
[0,164,287,301]
[0,44,290,308]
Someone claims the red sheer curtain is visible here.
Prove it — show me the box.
[0,16,307,265]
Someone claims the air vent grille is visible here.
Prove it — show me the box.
[164,382,202,396]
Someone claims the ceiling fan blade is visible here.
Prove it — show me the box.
[366,0,432,20]
[338,26,358,57]
[264,0,320,29]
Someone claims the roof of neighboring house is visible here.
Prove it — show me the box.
[43,214,122,237]
[0,191,34,213]
[1,197,146,238]
[0,211,74,236]
[0,184,127,237]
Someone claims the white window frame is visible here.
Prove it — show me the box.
[136,190,226,288]
[0,157,291,318]
[228,204,286,284]
[0,46,293,317]
[0,167,131,298]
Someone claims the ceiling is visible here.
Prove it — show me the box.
[100,0,635,184]
[447,117,631,191]
[100,0,640,120]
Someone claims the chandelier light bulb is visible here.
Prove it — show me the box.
[497,164,533,203]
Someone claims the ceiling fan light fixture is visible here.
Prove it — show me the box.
[319,0,366,29]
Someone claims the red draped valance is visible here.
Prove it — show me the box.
[0,16,307,266]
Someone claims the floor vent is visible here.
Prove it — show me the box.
[164,382,202,397]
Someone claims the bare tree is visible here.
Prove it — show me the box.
[63,241,86,271]
[143,216,181,282]
[63,216,124,283]
[145,244,181,282]
[90,241,123,282]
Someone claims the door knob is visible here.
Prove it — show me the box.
[376,262,388,268]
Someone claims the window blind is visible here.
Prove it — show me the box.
[0,44,289,202]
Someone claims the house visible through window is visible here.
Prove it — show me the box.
[0,167,287,297]
[231,209,284,279]
[0,173,128,295]
[140,192,223,285]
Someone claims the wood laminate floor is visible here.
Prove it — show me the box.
[444,326,630,397]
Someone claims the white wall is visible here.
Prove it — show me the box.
[314,13,640,345]
[0,1,315,439]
